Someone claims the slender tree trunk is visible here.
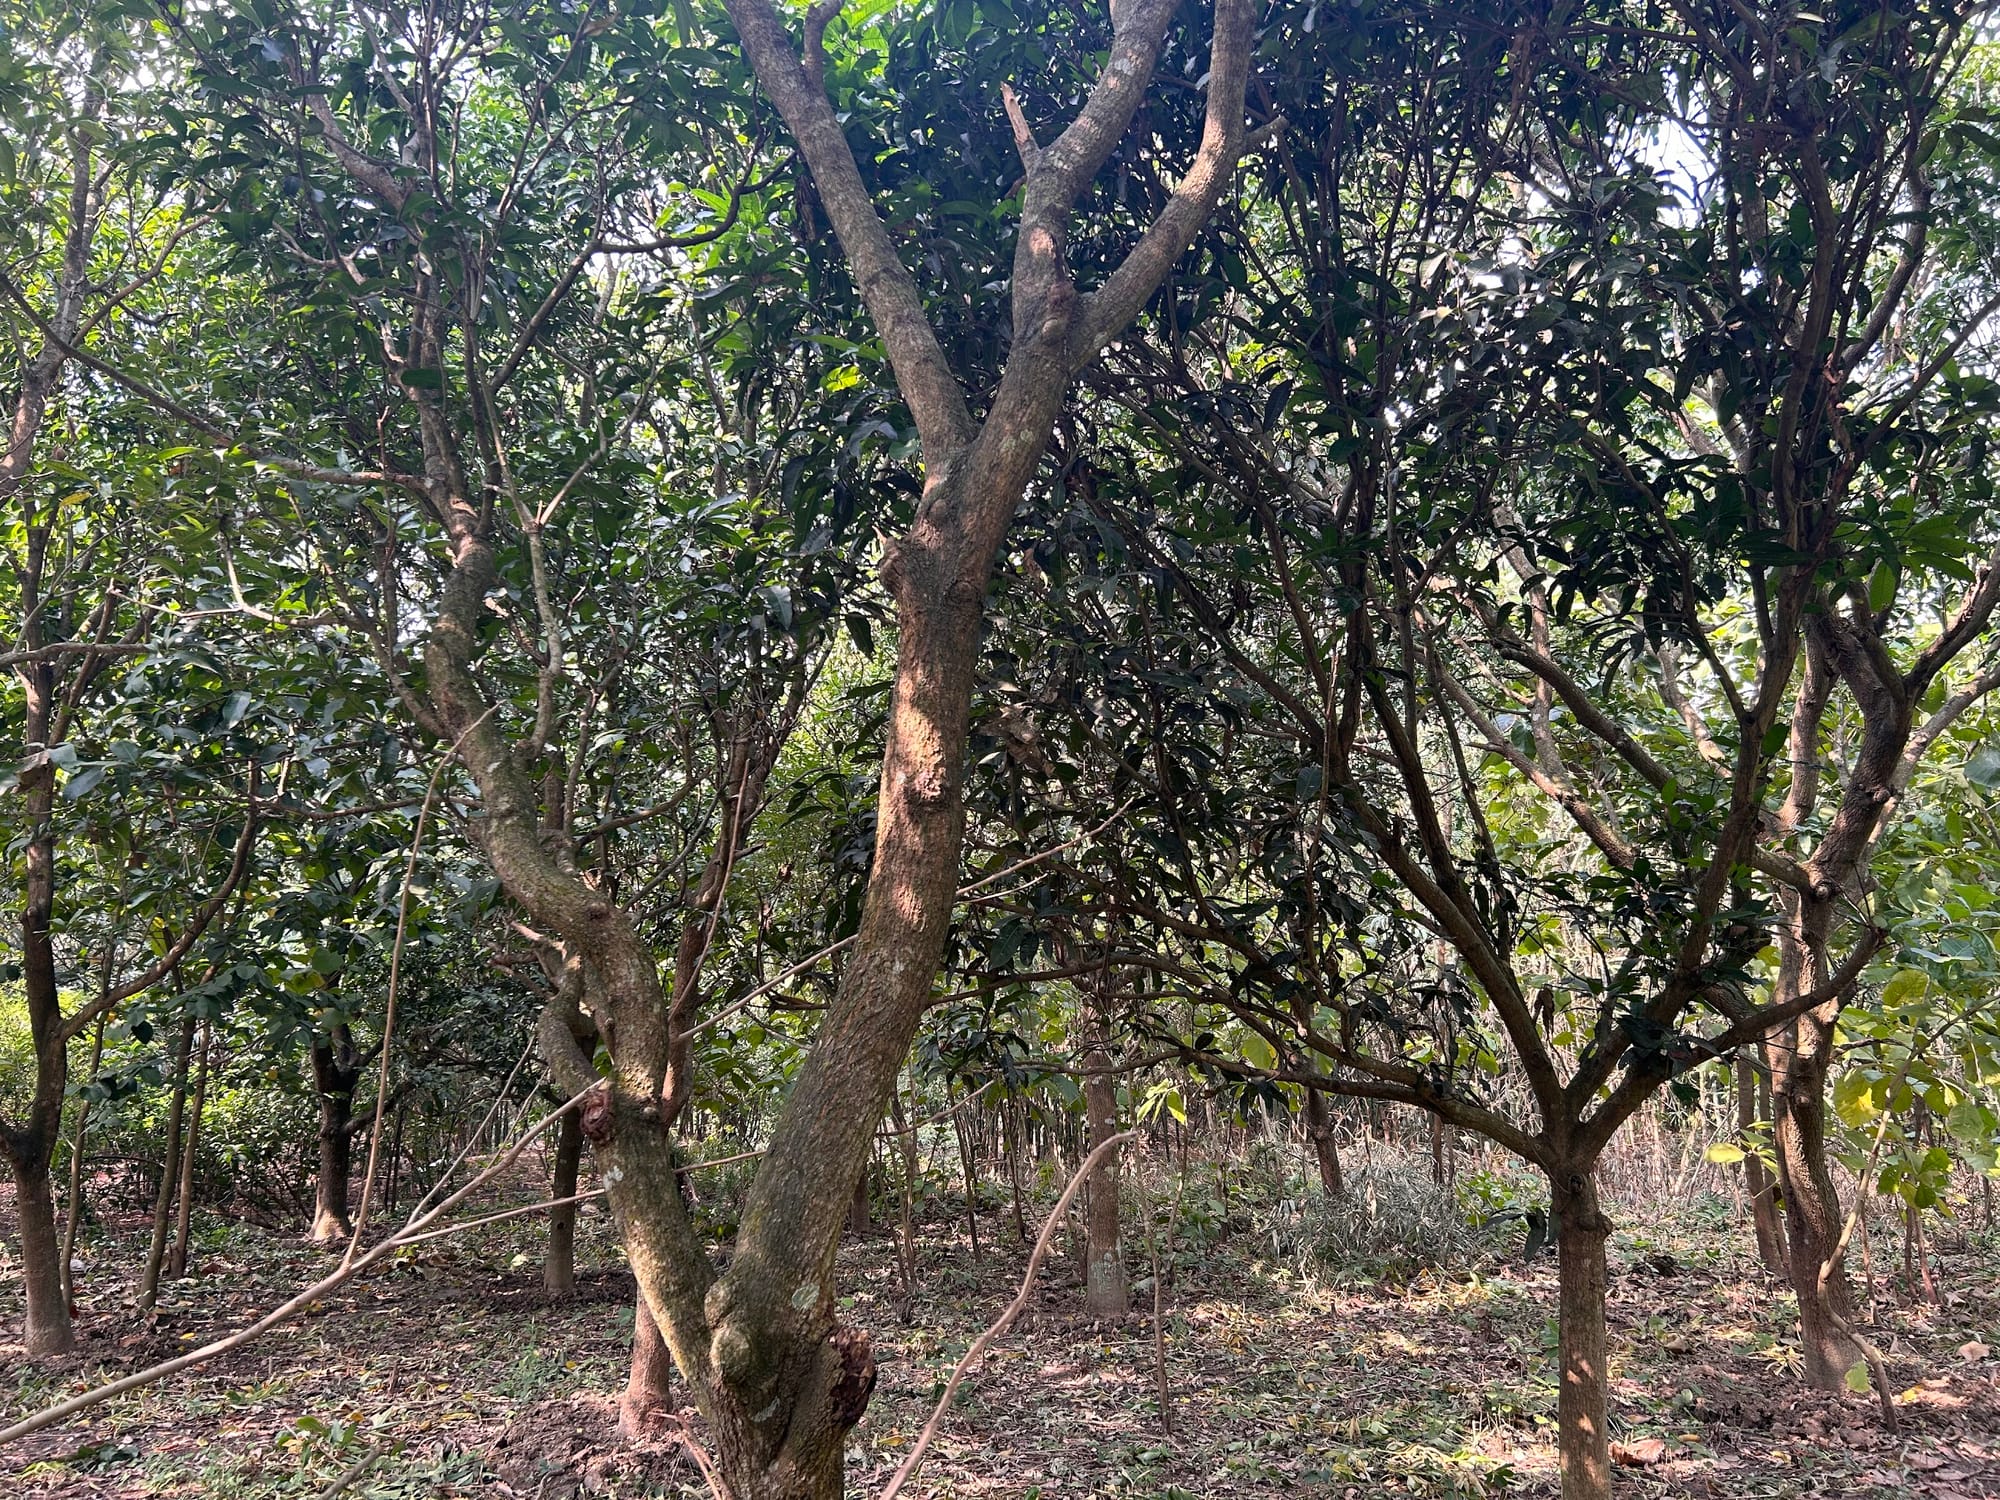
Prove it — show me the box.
[1304,1094,1346,1198]
[1080,1013,1129,1318]
[1736,1054,1788,1273]
[1552,1165,1612,1500]
[166,1021,211,1280]
[619,1294,673,1439]
[545,1107,583,1297]
[890,1082,919,1324]
[847,1161,870,1238]
[138,1013,196,1311]
[9,664,75,1355]
[1771,1010,1864,1388]
[59,1011,108,1305]
[1005,1100,1028,1242]
[951,1082,982,1263]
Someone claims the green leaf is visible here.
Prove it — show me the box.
[1945,1099,1998,1143]
[1879,969,1929,1007]
[1844,1360,1872,1394]
[60,765,106,799]
[1867,561,1899,614]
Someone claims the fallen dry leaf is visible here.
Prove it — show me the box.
[1611,1438,1669,1467]
[1958,1340,1991,1363]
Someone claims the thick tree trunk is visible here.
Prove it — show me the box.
[12,1155,72,1355]
[1771,1011,1864,1388]
[139,1012,196,1311]
[1737,1054,1787,1274]
[1552,1167,1612,1500]
[545,1107,583,1297]
[1081,1014,1129,1318]
[309,1038,359,1244]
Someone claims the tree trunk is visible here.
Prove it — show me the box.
[60,1010,108,1305]
[1736,1054,1787,1274]
[1771,1013,1864,1388]
[889,1082,919,1323]
[8,640,74,1356]
[1552,1166,1612,1500]
[1304,1085,1346,1198]
[1005,1100,1028,1241]
[309,1037,359,1243]
[166,1021,210,1280]
[619,1293,673,1439]
[139,1012,196,1311]
[847,1161,870,1238]
[952,1085,982,1262]
[545,1107,583,1297]
[12,1155,72,1355]
[1081,1015,1129,1318]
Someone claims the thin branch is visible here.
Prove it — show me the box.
[877,1130,1139,1500]
[0,1084,594,1447]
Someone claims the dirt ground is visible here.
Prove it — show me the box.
[4,1179,1998,1499]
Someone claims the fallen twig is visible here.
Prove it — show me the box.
[0,1083,593,1448]
[877,1129,1138,1500]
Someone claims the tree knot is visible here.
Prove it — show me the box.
[579,1082,614,1146]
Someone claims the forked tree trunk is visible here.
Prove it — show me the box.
[138,1013,196,1311]
[545,1107,583,1297]
[1552,1166,1612,1500]
[463,0,1256,1485]
[1737,1053,1787,1274]
[1771,1009,1864,1388]
[1080,1012,1129,1318]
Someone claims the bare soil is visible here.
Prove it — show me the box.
[4,1181,1997,1498]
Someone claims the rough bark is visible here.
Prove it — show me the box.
[544,1107,583,1296]
[1552,1167,1612,1500]
[619,1294,674,1439]
[11,1157,70,1356]
[1080,1014,1129,1318]
[1772,1005,1864,1388]
[309,1036,361,1244]
[387,0,1257,1489]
